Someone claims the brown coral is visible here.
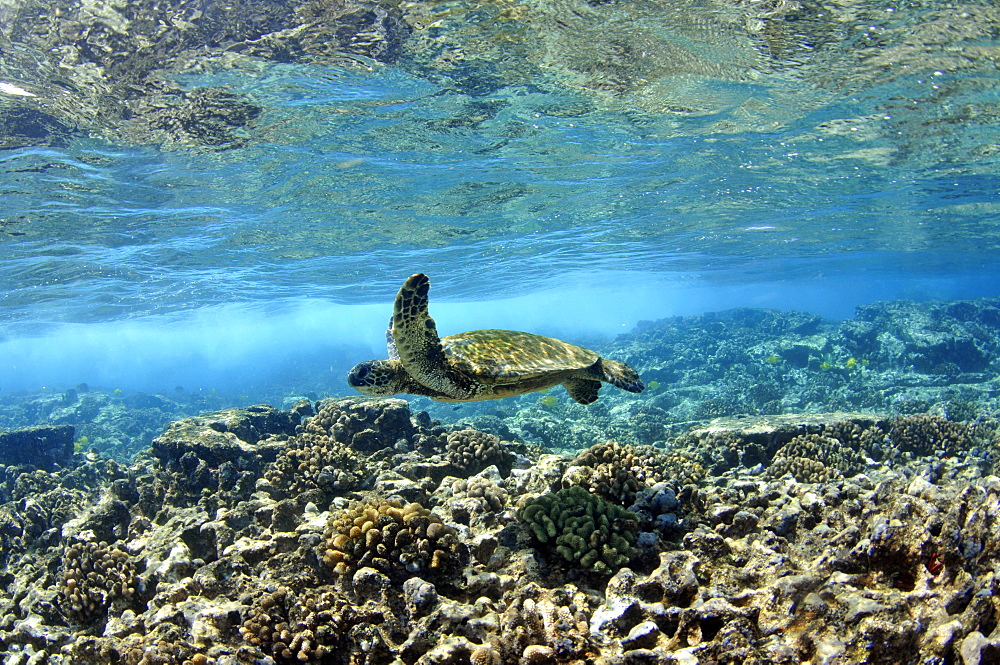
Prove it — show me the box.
[821,420,887,455]
[565,441,667,505]
[239,587,347,663]
[887,414,973,458]
[448,476,508,528]
[446,429,503,474]
[766,433,864,483]
[264,429,366,501]
[321,498,466,581]
[58,538,137,624]
[303,398,416,453]
[498,583,597,663]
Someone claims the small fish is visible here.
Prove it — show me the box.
[539,395,559,407]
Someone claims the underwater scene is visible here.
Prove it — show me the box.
[1,0,1000,663]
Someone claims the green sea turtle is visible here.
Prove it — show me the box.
[347,273,645,404]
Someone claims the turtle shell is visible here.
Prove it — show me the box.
[440,329,599,384]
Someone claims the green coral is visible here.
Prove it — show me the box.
[517,485,639,575]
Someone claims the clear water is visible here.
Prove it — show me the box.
[0,0,998,396]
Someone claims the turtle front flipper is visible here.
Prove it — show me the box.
[564,378,602,404]
[594,358,645,393]
[386,316,399,361]
[393,273,475,399]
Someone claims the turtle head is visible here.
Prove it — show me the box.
[347,359,410,396]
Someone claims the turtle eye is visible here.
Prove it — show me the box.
[356,365,370,379]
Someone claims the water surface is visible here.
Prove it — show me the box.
[0,0,997,392]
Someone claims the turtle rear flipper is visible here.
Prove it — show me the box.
[564,378,601,404]
[595,358,645,393]
[393,273,474,399]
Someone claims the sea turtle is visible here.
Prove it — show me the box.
[347,273,645,404]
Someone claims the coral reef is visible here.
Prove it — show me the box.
[498,583,598,663]
[264,423,366,506]
[563,441,667,505]
[238,587,348,663]
[444,473,509,530]
[886,413,974,458]
[766,432,865,483]
[3,385,1000,663]
[0,424,75,468]
[0,387,231,461]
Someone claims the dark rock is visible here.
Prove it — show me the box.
[621,621,661,650]
[152,405,296,469]
[622,649,659,665]
[82,499,133,543]
[0,425,74,468]
[271,499,300,532]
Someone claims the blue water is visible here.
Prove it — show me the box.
[0,0,998,397]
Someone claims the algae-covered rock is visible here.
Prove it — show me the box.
[0,424,74,468]
[518,485,639,575]
[151,404,297,469]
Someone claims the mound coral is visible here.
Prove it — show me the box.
[305,398,416,453]
[887,414,973,458]
[564,441,667,506]
[518,485,639,575]
[239,587,348,663]
[264,428,365,503]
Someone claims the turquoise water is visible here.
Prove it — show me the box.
[0,0,998,395]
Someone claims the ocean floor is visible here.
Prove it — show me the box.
[2,298,1000,664]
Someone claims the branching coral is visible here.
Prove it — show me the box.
[767,433,865,483]
[321,498,466,581]
[58,538,137,624]
[446,429,503,474]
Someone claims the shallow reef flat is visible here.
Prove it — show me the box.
[2,395,1000,664]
